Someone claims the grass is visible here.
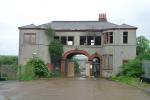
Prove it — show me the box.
[111,76,150,89]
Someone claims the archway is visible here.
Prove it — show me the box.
[61,49,90,77]
[61,49,102,77]
[89,53,102,77]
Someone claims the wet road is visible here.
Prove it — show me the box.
[0,78,150,100]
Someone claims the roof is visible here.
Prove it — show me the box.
[19,21,137,30]
[19,24,37,28]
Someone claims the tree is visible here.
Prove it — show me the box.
[136,36,150,55]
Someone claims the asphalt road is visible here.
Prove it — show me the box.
[0,78,150,100]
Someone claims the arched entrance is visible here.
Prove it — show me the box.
[61,49,102,77]
[89,53,102,77]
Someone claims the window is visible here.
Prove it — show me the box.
[67,36,74,45]
[23,33,36,44]
[109,32,113,43]
[103,32,113,44]
[80,36,86,45]
[95,36,101,45]
[123,32,128,44]
[55,36,74,45]
[54,36,59,40]
[61,36,67,45]
[87,36,94,45]
[103,54,113,70]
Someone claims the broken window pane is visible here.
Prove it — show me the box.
[67,36,74,45]
[95,36,101,45]
[87,36,94,45]
[80,36,86,45]
[61,36,67,45]
[54,36,59,40]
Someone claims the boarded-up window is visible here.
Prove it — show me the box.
[108,55,113,69]
[123,60,129,64]
[103,54,113,70]
[23,33,36,44]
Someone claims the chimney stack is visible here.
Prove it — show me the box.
[98,13,107,22]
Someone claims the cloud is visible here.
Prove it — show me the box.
[0,0,150,55]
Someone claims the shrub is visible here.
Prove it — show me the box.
[27,57,50,77]
[18,57,51,80]
[120,59,144,77]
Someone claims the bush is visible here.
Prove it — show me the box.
[27,57,50,77]
[18,57,51,80]
[120,59,144,77]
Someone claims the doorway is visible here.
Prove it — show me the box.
[92,57,100,77]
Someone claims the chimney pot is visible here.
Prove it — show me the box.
[98,13,107,22]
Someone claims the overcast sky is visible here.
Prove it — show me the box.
[0,0,150,55]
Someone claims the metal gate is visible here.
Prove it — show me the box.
[92,62,100,77]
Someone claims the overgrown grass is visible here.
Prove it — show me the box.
[111,76,150,89]
[51,70,62,77]
[18,65,35,81]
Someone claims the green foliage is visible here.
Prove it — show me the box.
[0,55,18,65]
[49,40,63,64]
[52,70,62,77]
[111,76,139,85]
[18,57,51,81]
[46,27,63,71]
[45,27,55,38]
[27,57,50,77]
[136,53,150,60]
[120,58,144,77]
[136,36,150,55]
[18,65,35,81]
[71,59,80,74]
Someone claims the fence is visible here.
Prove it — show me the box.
[142,61,150,79]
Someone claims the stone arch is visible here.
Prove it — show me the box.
[62,49,90,60]
[61,49,90,74]
[89,52,102,61]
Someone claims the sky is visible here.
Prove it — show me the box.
[0,0,150,55]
